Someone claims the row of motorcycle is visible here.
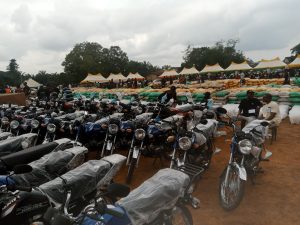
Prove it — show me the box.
[0,95,272,225]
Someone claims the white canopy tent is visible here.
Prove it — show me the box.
[225,61,252,71]
[23,78,41,88]
[179,66,200,75]
[127,72,145,80]
[287,55,300,68]
[200,63,224,73]
[107,73,127,82]
[254,57,286,69]
[80,73,107,83]
[159,69,179,78]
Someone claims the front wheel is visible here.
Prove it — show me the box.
[219,165,245,211]
[170,205,193,225]
[126,158,137,184]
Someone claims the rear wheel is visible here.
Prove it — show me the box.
[126,158,137,184]
[170,205,193,225]
[219,165,245,211]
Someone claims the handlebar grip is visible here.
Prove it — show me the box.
[7,184,32,192]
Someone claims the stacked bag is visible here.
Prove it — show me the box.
[213,91,230,105]
[289,92,300,106]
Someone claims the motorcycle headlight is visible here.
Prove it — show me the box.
[178,137,192,151]
[31,119,40,129]
[1,117,9,125]
[135,128,146,140]
[238,139,252,155]
[47,123,56,133]
[108,124,119,134]
[10,120,19,130]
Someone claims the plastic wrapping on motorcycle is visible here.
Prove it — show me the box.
[39,160,111,204]
[117,168,190,225]
[12,149,75,186]
[0,133,37,157]
[242,119,267,145]
[0,132,12,141]
[97,154,126,188]
[134,113,153,125]
[175,104,194,112]
[0,142,59,172]
[195,119,218,137]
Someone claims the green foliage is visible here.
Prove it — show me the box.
[291,43,300,55]
[6,59,19,73]
[62,42,130,83]
[182,39,245,71]
[0,59,22,86]
[125,60,160,76]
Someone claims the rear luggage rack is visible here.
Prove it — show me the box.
[177,163,204,179]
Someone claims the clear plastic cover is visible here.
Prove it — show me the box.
[242,119,267,145]
[12,149,75,187]
[195,119,218,137]
[0,133,37,156]
[0,132,12,141]
[117,168,190,225]
[39,157,122,203]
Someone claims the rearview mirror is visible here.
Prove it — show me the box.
[216,107,227,114]
[13,164,32,174]
[200,119,208,125]
[260,121,269,127]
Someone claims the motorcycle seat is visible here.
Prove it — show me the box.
[39,154,126,204]
[39,160,112,204]
[117,168,190,225]
[12,149,75,187]
[0,142,58,172]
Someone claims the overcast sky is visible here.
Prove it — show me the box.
[0,0,299,74]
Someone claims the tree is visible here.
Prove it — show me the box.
[2,59,22,86]
[62,42,130,84]
[7,59,19,73]
[162,65,172,70]
[125,60,160,76]
[182,39,245,71]
[291,43,300,55]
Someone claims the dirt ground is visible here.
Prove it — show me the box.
[111,119,300,225]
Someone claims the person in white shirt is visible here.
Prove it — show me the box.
[259,94,281,126]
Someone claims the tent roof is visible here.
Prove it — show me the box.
[159,69,179,78]
[127,72,145,80]
[225,61,252,71]
[107,73,127,82]
[80,73,107,83]
[200,63,224,73]
[287,55,300,68]
[24,78,41,88]
[254,57,286,69]
[179,66,200,75]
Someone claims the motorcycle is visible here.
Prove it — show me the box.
[38,168,194,225]
[100,115,123,158]
[0,146,88,187]
[0,138,73,174]
[125,120,147,184]
[0,154,126,225]
[216,107,270,210]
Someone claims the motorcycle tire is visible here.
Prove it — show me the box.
[219,165,245,211]
[170,205,193,225]
[126,158,137,184]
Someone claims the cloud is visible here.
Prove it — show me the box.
[0,0,299,73]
